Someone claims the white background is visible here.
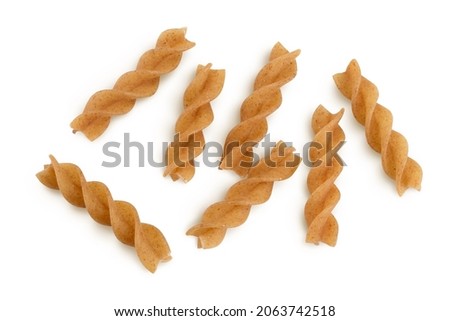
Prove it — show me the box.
[1,1,449,320]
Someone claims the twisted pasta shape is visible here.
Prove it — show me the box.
[334,59,422,195]
[305,106,345,247]
[71,28,195,141]
[164,63,225,182]
[187,141,301,249]
[219,43,300,177]
[36,155,171,273]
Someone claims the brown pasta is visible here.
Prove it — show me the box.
[36,155,171,273]
[333,59,422,195]
[305,106,345,247]
[164,63,225,182]
[187,141,301,249]
[219,43,300,177]
[71,28,195,141]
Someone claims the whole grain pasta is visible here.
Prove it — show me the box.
[219,43,300,177]
[71,28,195,141]
[187,141,301,249]
[304,106,345,246]
[36,155,171,273]
[164,63,225,182]
[333,59,422,195]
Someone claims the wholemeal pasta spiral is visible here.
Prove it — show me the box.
[164,63,225,182]
[333,59,422,195]
[219,43,300,177]
[305,106,345,246]
[187,141,301,249]
[71,28,195,141]
[36,155,171,273]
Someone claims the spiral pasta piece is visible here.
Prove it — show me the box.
[71,28,195,141]
[333,59,422,195]
[305,106,345,247]
[164,63,225,182]
[187,141,301,249]
[36,155,171,273]
[219,43,300,177]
